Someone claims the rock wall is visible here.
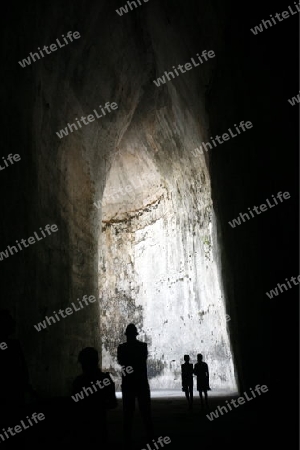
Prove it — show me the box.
[100,148,237,391]
[2,0,295,397]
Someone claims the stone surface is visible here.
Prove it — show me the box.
[100,149,236,391]
[1,0,297,398]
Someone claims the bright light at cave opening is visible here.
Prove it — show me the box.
[98,149,237,394]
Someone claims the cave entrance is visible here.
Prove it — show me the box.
[99,148,237,393]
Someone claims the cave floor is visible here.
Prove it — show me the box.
[9,393,271,449]
[106,394,270,450]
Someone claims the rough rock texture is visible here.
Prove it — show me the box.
[100,147,236,390]
[1,0,297,397]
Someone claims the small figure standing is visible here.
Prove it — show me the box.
[181,355,194,409]
[193,353,211,410]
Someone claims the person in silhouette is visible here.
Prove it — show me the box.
[117,323,153,446]
[71,347,116,444]
[193,353,211,410]
[181,354,194,409]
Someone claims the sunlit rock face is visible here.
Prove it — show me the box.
[99,148,237,392]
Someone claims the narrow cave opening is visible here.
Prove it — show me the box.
[98,147,237,393]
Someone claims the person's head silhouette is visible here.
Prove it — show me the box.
[78,347,99,373]
[184,355,190,363]
[125,323,139,341]
[197,353,203,362]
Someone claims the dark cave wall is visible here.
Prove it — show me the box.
[1,63,101,396]
[207,1,298,391]
[1,3,103,396]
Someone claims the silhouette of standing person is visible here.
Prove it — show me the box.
[193,353,211,410]
[117,323,153,446]
[181,355,194,409]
